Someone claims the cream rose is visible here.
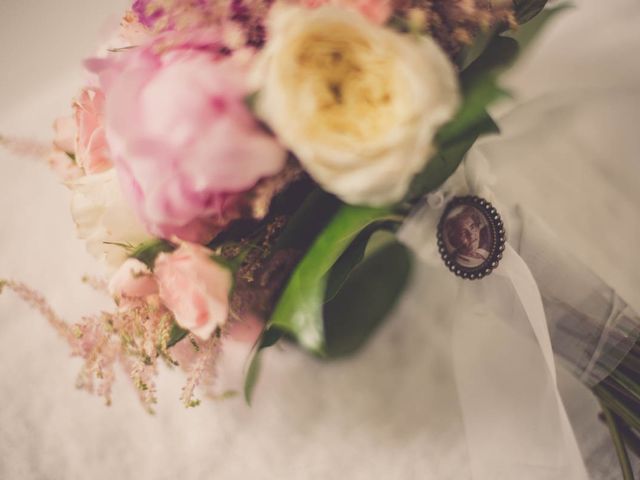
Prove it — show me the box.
[69,169,152,267]
[252,5,460,206]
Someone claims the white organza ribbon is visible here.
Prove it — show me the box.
[399,151,588,480]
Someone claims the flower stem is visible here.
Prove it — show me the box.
[599,400,636,480]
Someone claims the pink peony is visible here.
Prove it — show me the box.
[154,242,233,340]
[73,87,112,175]
[300,0,392,24]
[90,31,286,243]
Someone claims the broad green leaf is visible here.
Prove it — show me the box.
[324,220,399,303]
[269,205,395,353]
[274,188,342,251]
[324,241,413,358]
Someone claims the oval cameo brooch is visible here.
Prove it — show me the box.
[437,196,506,280]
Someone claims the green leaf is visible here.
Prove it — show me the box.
[244,351,262,405]
[460,37,519,82]
[243,326,284,405]
[269,205,395,353]
[456,25,503,71]
[131,239,174,269]
[405,56,508,202]
[406,110,497,201]
[273,188,342,251]
[405,33,519,202]
[437,75,507,146]
[507,4,572,51]
[513,0,548,25]
[324,220,399,303]
[324,241,413,358]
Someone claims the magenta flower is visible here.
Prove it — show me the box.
[90,31,286,243]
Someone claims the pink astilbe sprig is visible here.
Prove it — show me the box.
[176,333,224,407]
[0,134,82,182]
[72,315,120,405]
[0,278,226,411]
[121,351,159,412]
[81,275,110,294]
[0,280,78,345]
[0,135,51,159]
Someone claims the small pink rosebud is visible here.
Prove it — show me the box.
[108,258,158,302]
[53,116,76,154]
[154,243,233,341]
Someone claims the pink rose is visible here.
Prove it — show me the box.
[108,258,158,302]
[73,87,112,175]
[154,242,233,340]
[90,31,286,243]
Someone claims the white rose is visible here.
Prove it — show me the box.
[252,5,460,206]
[69,169,152,267]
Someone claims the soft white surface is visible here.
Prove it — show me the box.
[0,0,639,479]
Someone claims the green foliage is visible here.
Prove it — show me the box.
[167,323,189,348]
[244,327,284,404]
[406,1,570,203]
[274,188,342,251]
[324,241,413,358]
[507,4,573,51]
[131,239,174,269]
[513,0,548,25]
[324,220,399,302]
[242,0,571,395]
[269,205,397,354]
[244,352,263,405]
[437,74,506,146]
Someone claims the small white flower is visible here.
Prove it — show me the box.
[69,169,151,267]
[252,5,460,206]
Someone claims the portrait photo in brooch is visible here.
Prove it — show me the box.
[441,204,492,269]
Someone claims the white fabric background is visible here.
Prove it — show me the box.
[0,0,638,478]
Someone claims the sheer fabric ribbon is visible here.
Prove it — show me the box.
[398,151,588,479]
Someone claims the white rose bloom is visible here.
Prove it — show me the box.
[69,169,152,267]
[252,5,460,206]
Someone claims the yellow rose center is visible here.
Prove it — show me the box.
[285,24,399,146]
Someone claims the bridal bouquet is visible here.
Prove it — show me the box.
[2,0,639,477]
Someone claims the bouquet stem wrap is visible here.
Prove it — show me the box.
[511,207,640,388]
